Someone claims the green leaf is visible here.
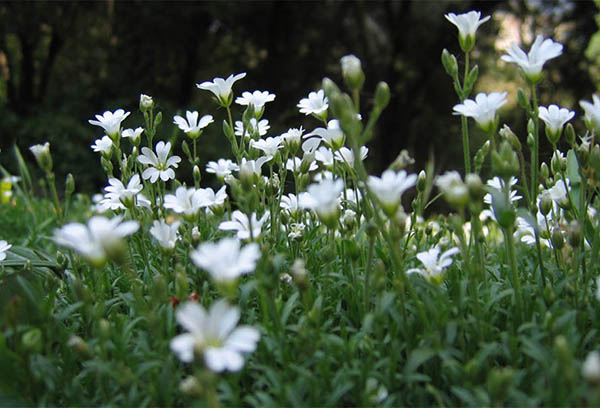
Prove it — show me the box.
[404,347,436,375]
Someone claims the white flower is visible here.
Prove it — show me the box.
[580,95,600,132]
[88,109,130,138]
[250,136,283,156]
[203,185,228,208]
[150,219,180,250]
[299,178,344,227]
[235,90,276,109]
[235,118,270,138]
[303,119,345,150]
[538,104,574,142]
[501,35,563,81]
[0,240,12,261]
[196,73,246,106]
[91,136,113,154]
[547,179,569,204]
[483,177,521,205]
[170,299,260,372]
[219,210,269,240]
[54,216,139,266]
[435,171,469,207]
[103,174,143,208]
[29,142,50,161]
[368,170,417,216]
[280,193,302,217]
[444,11,490,40]
[206,159,239,179]
[164,186,212,217]
[121,127,144,144]
[297,90,329,116]
[315,146,334,167]
[190,237,260,282]
[286,157,318,173]
[334,146,368,168]
[453,92,507,131]
[407,246,460,284]
[340,55,362,80]
[140,94,153,110]
[583,351,600,382]
[280,127,304,148]
[239,156,272,178]
[173,111,213,137]
[138,141,181,183]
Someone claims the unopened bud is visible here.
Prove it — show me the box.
[374,81,390,111]
[416,170,427,193]
[551,228,565,250]
[499,125,521,151]
[140,94,154,112]
[29,142,53,173]
[466,173,485,202]
[65,173,75,198]
[68,335,91,357]
[292,259,308,291]
[193,165,201,185]
[441,49,458,80]
[340,54,365,91]
[564,123,576,147]
[568,220,582,247]
[539,191,552,215]
[22,328,42,353]
[540,162,550,183]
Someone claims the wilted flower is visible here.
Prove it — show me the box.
[91,136,113,154]
[297,90,329,116]
[190,237,260,283]
[137,141,181,183]
[340,54,364,90]
[579,94,600,132]
[538,104,574,144]
[150,219,180,250]
[445,11,490,52]
[54,216,139,266]
[407,246,460,284]
[196,72,247,107]
[367,170,417,216]
[235,118,270,138]
[173,111,213,138]
[170,300,260,372]
[453,92,507,133]
[219,210,269,240]
[501,35,563,83]
[206,159,239,179]
[88,109,130,139]
[0,240,11,261]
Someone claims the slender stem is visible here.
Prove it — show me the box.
[530,84,540,206]
[461,52,471,174]
[364,236,375,312]
[503,225,524,323]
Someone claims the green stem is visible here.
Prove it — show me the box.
[503,225,524,323]
[461,52,471,174]
[530,84,540,206]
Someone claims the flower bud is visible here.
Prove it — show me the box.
[140,94,154,112]
[583,351,600,383]
[492,141,519,179]
[340,54,365,92]
[474,140,490,173]
[29,142,53,173]
[540,162,549,183]
[65,173,75,200]
[179,376,203,396]
[466,173,485,201]
[517,88,531,111]
[193,165,201,186]
[68,335,91,358]
[22,328,43,353]
[441,49,458,80]
[565,123,576,146]
[416,170,427,193]
[568,220,582,247]
[499,125,521,151]
[539,191,552,215]
[551,228,565,250]
[292,258,308,291]
[374,81,390,111]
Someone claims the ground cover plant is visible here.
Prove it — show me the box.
[3,9,600,406]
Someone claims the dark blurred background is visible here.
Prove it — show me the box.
[0,0,598,192]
